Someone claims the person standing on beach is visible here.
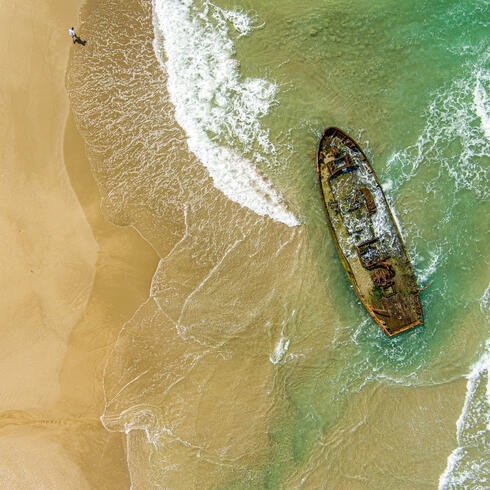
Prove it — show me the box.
[68,27,86,46]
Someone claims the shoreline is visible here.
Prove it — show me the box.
[0,0,159,486]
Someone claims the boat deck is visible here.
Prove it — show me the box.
[317,127,423,336]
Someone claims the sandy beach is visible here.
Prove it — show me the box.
[0,0,157,486]
[1,0,487,487]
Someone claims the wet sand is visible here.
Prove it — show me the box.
[2,0,479,487]
[0,0,158,486]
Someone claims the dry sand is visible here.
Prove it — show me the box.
[0,0,158,486]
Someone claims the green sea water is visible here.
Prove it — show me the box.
[67,0,488,487]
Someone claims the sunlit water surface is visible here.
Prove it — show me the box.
[67,0,489,487]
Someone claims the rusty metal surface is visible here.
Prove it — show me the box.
[316,127,424,337]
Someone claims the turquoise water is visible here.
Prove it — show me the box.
[222,3,489,483]
[68,0,488,486]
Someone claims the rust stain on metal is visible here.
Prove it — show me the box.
[316,127,424,337]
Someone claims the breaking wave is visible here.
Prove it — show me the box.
[438,338,490,489]
[387,65,490,198]
[474,70,490,139]
[152,0,299,226]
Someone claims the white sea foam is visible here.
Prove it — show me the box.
[480,284,490,317]
[152,0,299,226]
[474,70,490,140]
[270,335,290,365]
[438,341,490,489]
[388,66,490,198]
[416,245,442,285]
[332,152,403,260]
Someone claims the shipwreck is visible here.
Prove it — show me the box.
[317,127,424,336]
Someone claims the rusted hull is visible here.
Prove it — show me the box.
[317,127,423,337]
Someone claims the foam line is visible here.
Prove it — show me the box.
[474,70,490,140]
[387,66,489,198]
[438,341,490,489]
[152,0,299,226]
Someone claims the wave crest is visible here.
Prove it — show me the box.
[152,0,299,226]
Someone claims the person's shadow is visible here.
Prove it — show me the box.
[73,35,86,46]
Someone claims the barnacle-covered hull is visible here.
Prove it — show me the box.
[317,127,423,336]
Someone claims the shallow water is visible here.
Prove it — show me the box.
[67,0,489,486]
